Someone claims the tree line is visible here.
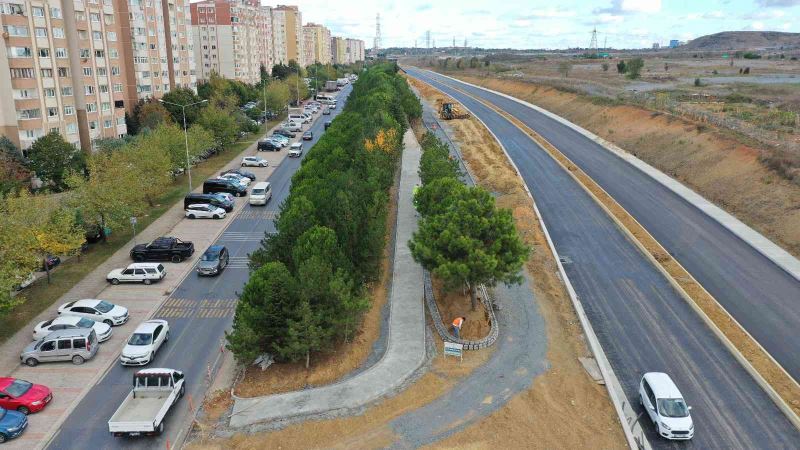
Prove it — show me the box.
[409,133,529,311]
[226,63,422,368]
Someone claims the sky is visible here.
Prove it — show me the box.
[271,0,800,49]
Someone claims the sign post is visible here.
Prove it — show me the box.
[443,341,463,362]
[130,216,137,244]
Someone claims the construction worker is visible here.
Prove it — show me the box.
[452,316,466,339]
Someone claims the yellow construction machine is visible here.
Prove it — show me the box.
[439,102,470,120]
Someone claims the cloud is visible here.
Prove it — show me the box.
[415,3,432,12]
[518,8,575,19]
[595,0,662,14]
[756,0,800,6]
[684,11,725,20]
[750,21,766,30]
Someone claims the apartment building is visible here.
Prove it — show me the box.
[347,38,364,63]
[302,22,330,65]
[0,0,128,152]
[271,5,302,66]
[331,36,364,65]
[190,0,271,84]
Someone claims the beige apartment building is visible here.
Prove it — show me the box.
[302,22,330,65]
[190,0,272,84]
[0,0,129,152]
[331,36,364,65]
[271,5,302,66]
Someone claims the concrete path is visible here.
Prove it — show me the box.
[229,129,426,427]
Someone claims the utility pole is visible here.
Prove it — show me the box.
[158,99,208,192]
[452,36,455,48]
[589,27,598,56]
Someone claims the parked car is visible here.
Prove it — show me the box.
[212,192,235,204]
[288,142,303,157]
[264,137,286,148]
[324,121,332,130]
[242,156,268,168]
[20,328,99,366]
[249,182,272,206]
[130,237,194,263]
[639,372,694,440]
[322,108,331,115]
[222,168,257,180]
[33,315,113,342]
[329,102,337,109]
[197,245,229,276]
[184,193,234,212]
[302,131,313,141]
[120,320,169,366]
[283,122,302,132]
[257,139,280,152]
[218,172,250,186]
[106,263,167,286]
[0,406,27,443]
[185,204,226,220]
[108,369,184,438]
[0,378,52,415]
[203,178,247,197]
[38,255,61,272]
[58,299,129,326]
[268,135,289,146]
[273,129,295,138]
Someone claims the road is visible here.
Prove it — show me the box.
[45,85,351,450]
[405,67,800,448]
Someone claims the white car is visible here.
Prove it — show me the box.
[639,372,694,440]
[33,315,113,342]
[185,203,226,219]
[58,299,129,326]
[106,262,167,285]
[265,137,286,148]
[288,142,303,157]
[241,156,268,167]
[270,134,289,145]
[120,320,169,366]
[283,122,302,132]
[218,173,250,186]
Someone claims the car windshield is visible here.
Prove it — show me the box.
[252,189,265,195]
[201,251,219,261]
[4,380,32,397]
[95,301,114,313]
[76,318,95,328]
[658,398,690,418]
[128,333,153,346]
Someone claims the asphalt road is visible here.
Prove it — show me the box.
[45,85,352,450]
[412,69,800,382]
[405,67,800,448]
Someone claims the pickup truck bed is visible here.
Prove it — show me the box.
[110,392,170,424]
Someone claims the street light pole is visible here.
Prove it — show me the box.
[159,98,208,193]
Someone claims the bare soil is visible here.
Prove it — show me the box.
[431,278,491,341]
[233,169,400,398]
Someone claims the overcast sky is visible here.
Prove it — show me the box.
[272,0,800,49]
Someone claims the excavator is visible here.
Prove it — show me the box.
[439,102,470,120]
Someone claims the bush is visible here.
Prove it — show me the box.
[625,58,644,79]
[616,60,627,74]
[743,52,761,60]
[694,78,702,87]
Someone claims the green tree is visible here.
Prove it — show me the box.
[409,186,529,310]
[626,58,644,79]
[260,63,269,84]
[601,62,610,72]
[26,132,85,192]
[616,60,627,74]
[418,133,461,184]
[197,106,239,147]
[286,73,309,105]
[136,100,172,131]
[415,177,467,217]
[129,128,174,205]
[271,63,292,80]
[262,80,290,113]
[160,87,203,126]
[558,61,572,77]
[274,297,324,368]
[0,136,29,196]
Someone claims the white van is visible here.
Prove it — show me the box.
[639,372,694,440]
[288,113,309,124]
[249,182,272,206]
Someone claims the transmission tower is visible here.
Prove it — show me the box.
[464,38,467,48]
[425,30,431,53]
[373,13,382,51]
[452,37,456,48]
[589,27,598,55]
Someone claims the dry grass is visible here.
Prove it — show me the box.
[431,278,491,341]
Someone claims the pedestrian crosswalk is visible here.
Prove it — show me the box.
[155,297,238,319]
[238,210,279,220]
[227,256,250,269]
[218,231,266,242]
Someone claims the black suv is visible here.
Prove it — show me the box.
[273,129,295,138]
[202,179,247,197]
[258,139,280,152]
[184,193,234,212]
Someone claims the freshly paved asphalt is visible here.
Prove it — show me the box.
[45,85,351,450]
[405,67,800,448]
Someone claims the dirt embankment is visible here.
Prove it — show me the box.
[407,76,627,448]
[452,75,800,258]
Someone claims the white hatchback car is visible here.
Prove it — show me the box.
[33,315,113,342]
[288,142,303,157]
[57,299,129,326]
[120,320,169,366]
[186,203,226,219]
[241,156,268,167]
[106,263,167,285]
[639,372,694,440]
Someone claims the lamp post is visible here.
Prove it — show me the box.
[158,98,208,192]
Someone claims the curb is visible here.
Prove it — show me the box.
[405,70,647,450]
[429,71,800,284]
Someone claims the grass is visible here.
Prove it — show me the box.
[0,120,278,345]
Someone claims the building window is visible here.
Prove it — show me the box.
[113,83,123,93]
[89,121,98,130]
[50,7,62,19]
[0,3,25,16]
[61,86,73,96]
[40,68,53,78]
[97,67,107,76]
[66,123,78,134]
[83,67,93,76]
[35,28,47,38]
[86,103,97,112]
[111,66,120,75]
[50,127,59,134]
[31,7,45,17]
[55,48,68,58]
[38,48,50,58]
[95,49,105,58]
[64,105,75,115]
[90,12,100,22]
[75,11,85,21]
[101,102,110,112]
[92,31,102,40]
[53,28,65,39]
[43,88,56,98]
[116,117,125,125]
[47,107,59,118]
[107,31,117,41]
[10,68,34,79]
[80,48,91,58]
[13,89,36,99]
[7,47,32,58]
[104,119,112,128]
[85,85,95,95]
[58,67,69,77]
[78,30,88,40]
[104,14,114,25]
[2,25,28,37]
[109,48,118,58]
[99,84,109,93]
[18,109,41,120]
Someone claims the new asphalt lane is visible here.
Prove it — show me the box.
[45,85,351,450]
[405,67,800,448]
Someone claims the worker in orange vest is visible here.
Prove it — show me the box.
[452,316,466,339]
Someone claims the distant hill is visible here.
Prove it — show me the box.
[681,31,800,51]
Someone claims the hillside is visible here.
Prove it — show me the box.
[682,31,800,51]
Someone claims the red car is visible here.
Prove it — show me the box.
[0,378,52,414]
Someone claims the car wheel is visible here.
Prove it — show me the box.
[213,214,220,219]
[17,406,29,415]
[0,433,6,443]
[25,358,38,367]
[241,163,245,167]
[165,331,170,342]
[188,214,196,219]
[110,278,120,285]
[150,352,155,364]
[156,422,164,435]
[144,279,152,285]
[179,383,185,398]
[639,395,643,406]
[171,255,182,263]
[236,192,243,197]
[72,355,85,365]
[104,319,113,326]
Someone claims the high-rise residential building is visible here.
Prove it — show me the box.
[191,0,272,84]
[0,0,128,152]
[331,36,346,64]
[302,23,331,65]
[331,36,364,65]
[347,38,365,63]
[271,5,302,66]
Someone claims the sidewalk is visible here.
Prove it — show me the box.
[229,129,426,427]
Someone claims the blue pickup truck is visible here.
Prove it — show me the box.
[0,407,27,443]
